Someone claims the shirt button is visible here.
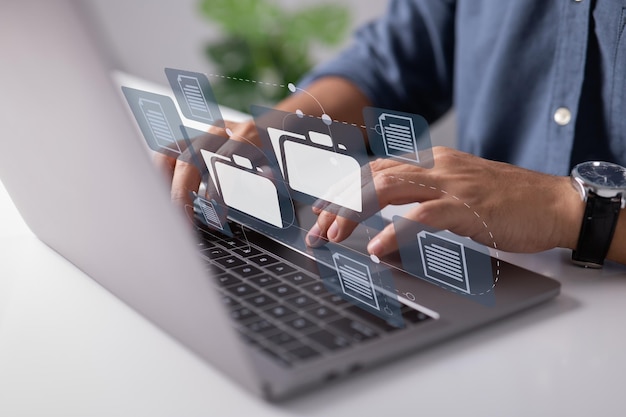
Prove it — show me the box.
[554,107,572,126]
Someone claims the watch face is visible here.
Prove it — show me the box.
[576,161,626,188]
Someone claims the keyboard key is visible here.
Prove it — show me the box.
[265,263,296,276]
[307,330,351,351]
[216,237,247,249]
[231,264,263,278]
[231,306,256,322]
[345,305,403,332]
[206,263,226,275]
[285,294,318,309]
[266,284,300,298]
[322,293,351,308]
[302,282,331,296]
[283,272,315,286]
[215,256,246,269]
[247,274,280,288]
[266,305,297,320]
[215,274,242,288]
[220,294,239,309]
[305,305,340,322]
[285,316,317,332]
[286,343,321,361]
[245,318,281,336]
[328,318,379,342]
[233,246,262,258]
[248,254,280,267]
[259,348,292,367]
[246,294,279,309]
[196,240,214,250]
[266,331,298,346]
[224,283,257,298]
[202,247,229,260]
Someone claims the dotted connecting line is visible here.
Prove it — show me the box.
[385,174,500,297]
[206,73,285,88]
[206,73,368,129]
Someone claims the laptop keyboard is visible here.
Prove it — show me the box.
[196,224,432,367]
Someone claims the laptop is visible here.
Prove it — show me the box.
[0,0,560,401]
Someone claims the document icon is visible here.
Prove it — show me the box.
[379,113,419,163]
[417,231,470,293]
[165,68,223,126]
[177,74,214,122]
[138,98,182,155]
[196,196,223,231]
[332,253,380,310]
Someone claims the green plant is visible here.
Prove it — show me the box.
[198,0,350,112]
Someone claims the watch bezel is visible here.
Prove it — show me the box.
[571,161,626,207]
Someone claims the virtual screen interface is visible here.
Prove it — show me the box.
[121,67,498,332]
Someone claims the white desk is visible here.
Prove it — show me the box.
[2,179,626,417]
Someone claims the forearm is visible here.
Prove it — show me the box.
[274,76,371,127]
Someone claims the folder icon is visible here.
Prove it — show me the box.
[200,149,283,228]
[267,127,362,212]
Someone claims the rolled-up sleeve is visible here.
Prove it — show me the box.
[300,0,456,123]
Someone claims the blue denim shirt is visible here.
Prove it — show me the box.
[302,0,626,175]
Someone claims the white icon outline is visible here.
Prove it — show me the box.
[417,231,471,294]
[177,74,214,122]
[138,98,182,154]
[378,112,420,163]
[196,197,223,230]
[332,253,380,311]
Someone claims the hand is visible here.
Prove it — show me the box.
[306,146,585,257]
[152,119,259,215]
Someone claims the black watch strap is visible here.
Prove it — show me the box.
[572,192,622,268]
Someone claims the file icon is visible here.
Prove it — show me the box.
[417,231,470,294]
[138,98,182,155]
[332,253,380,310]
[177,74,214,122]
[379,112,419,163]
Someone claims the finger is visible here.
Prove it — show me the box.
[371,167,443,207]
[325,215,360,243]
[305,209,337,247]
[171,158,201,211]
[152,152,176,184]
[367,200,478,257]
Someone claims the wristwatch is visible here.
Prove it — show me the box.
[570,161,626,268]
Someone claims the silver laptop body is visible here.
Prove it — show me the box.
[0,0,560,401]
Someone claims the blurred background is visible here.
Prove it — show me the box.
[86,0,455,146]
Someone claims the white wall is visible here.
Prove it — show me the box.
[87,0,455,147]
[86,0,387,84]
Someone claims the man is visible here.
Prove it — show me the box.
[160,0,626,266]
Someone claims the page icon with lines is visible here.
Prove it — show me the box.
[138,98,182,154]
[417,231,470,293]
[196,196,223,230]
[379,113,419,163]
[332,253,380,310]
[177,75,214,122]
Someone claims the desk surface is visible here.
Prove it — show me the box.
[2,180,626,417]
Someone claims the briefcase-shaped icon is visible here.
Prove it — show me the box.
[267,127,363,213]
[201,149,284,229]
